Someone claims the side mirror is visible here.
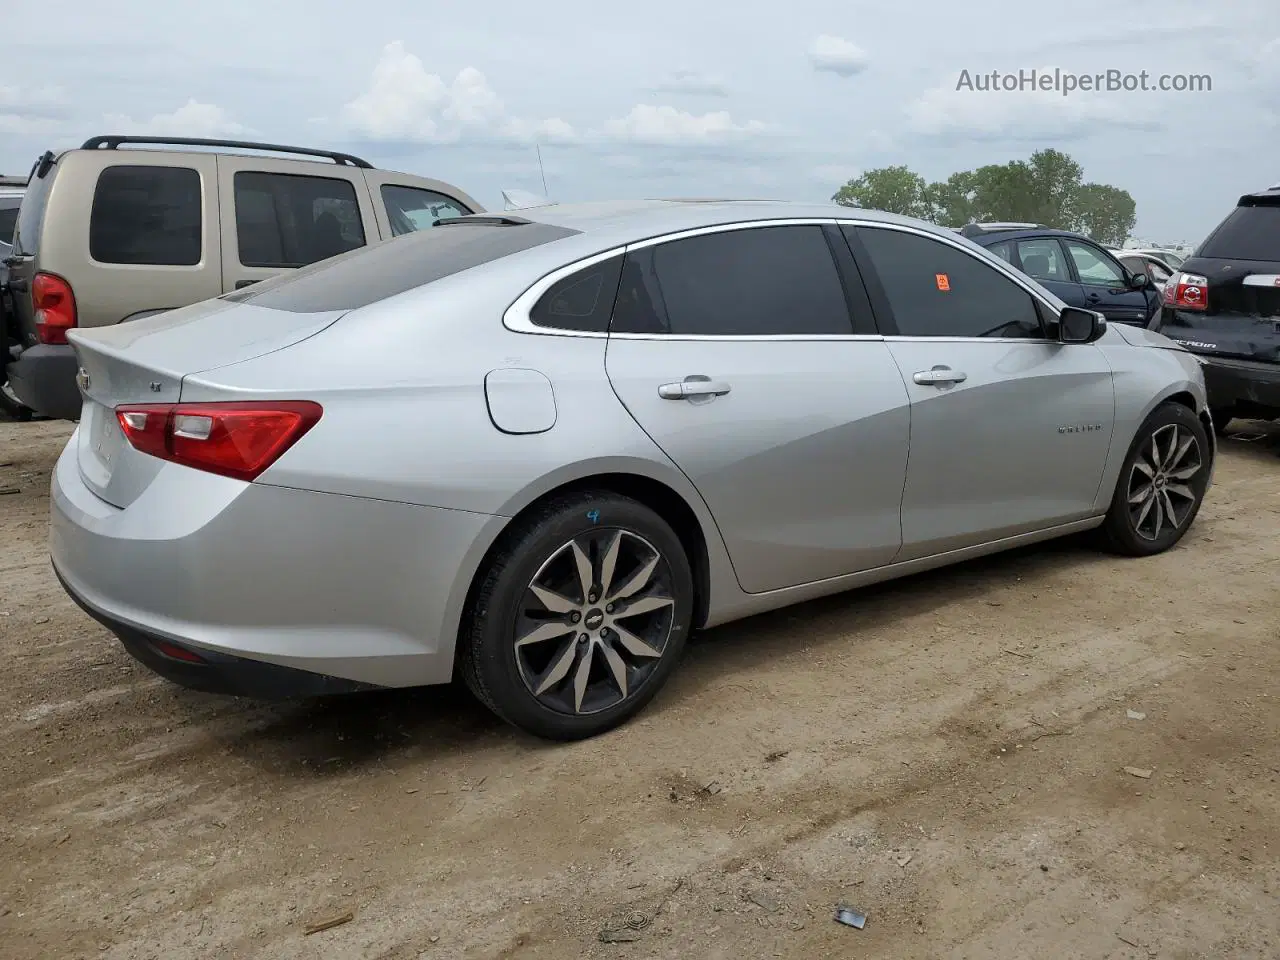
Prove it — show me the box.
[1059,306,1106,344]
[1128,271,1149,289]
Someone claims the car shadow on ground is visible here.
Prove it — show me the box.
[196,532,1112,778]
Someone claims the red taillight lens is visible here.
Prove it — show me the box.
[1165,272,1209,311]
[115,401,322,482]
[33,272,78,344]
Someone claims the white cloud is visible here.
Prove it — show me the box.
[808,35,869,77]
[652,70,729,97]
[604,104,768,146]
[906,67,1161,141]
[340,41,575,144]
[102,99,250,137]
[811,163,860,186]
[0,84,69,135]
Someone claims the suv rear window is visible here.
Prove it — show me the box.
[89,165,202,266]
[226,220,580,313]
[1196,203,1280,261]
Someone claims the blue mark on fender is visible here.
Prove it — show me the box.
[586,510,600,524]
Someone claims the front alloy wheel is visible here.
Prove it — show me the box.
[1125,422,1203,540]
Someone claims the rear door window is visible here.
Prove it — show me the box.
[233,171,366,269]
[1196,204,1280,261]
[12,164,54,256]
[380,184,471,236]
[89,165,202,266]
[1014,238,1069,282]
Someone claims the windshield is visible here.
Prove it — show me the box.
[1196,205,1280,261]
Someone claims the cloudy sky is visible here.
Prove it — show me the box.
[3,0,1277,242]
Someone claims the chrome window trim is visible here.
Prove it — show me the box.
[501,215,1071,345]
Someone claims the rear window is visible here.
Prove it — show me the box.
[12,166,53,257]
[225,220,580,313]
[1196,204,1280,262]
[89,165,202,266]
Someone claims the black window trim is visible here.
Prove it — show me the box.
[845,222,1062,342]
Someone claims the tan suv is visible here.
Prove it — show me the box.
[6,136,482,420]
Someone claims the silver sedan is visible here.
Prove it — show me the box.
[51,201,1215,740]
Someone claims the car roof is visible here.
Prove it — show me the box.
[501,199,964,250]
[966,226,1092,245]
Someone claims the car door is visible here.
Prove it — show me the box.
[1010,237,1088,307]
[845,223,1115,561]
[216,156,378,293]
[604,221,911,594]
[1062,237,1152,326]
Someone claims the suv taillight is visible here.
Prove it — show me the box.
[115,401,323,482]
[1164,272,1209,311]
[33,272,78,344]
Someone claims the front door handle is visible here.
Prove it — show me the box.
[1086,292,1102,302]
[658,376,732,400]
[912,368,967,386]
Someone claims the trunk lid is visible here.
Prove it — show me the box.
[68,297,345,508]
[1168,255,1280,363]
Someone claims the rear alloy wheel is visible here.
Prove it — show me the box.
[460,493,694,740]
[1100,402,1210,556]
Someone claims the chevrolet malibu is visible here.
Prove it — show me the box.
[51,201,1215,740]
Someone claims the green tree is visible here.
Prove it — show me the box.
[1073,183,1137,246]
[924,171,978,227]
[832,165,932,218]
[1023,148,1084,228]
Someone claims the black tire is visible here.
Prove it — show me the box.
[459,491,694,741]
[1099,402,1211,556]
[1210,407,1233,436]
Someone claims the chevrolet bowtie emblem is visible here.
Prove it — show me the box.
[75,368,90,393]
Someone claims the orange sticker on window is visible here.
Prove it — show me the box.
[935,273,951,291]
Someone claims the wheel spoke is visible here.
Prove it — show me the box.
[608,554,660,602]
[1169,461,1200,481]
[516,621,576,648]
[530,584,578,614]
[601,643,629,698]
[569,540,594,604]
[572,645,594,713]
[1134,494,1155,531]
[1132,456,1155,479]
[1166,482,1195,501]
[1160,489,1180,528]
[615,594,675,618]
[1129,483,1154,505]
[535,640,579,695]
[599,532,622,599]
[613,625,662,659]
[1168,433,1195,472]
[1151,490,1165,538]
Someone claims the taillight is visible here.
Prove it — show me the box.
[1165,272,1209,311]
[115,401,322,482]
[33,272,77,344]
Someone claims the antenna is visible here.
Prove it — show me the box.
[536,143,549,197]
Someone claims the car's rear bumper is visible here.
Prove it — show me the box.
[50,435,503,694]
[9,343,81,420]
[1199,354,1280,413]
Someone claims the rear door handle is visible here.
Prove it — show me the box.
[913,368,967,386]
[234,279,260,289]
[658,376,732,400]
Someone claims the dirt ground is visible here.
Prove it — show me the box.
[1,417,1278,960]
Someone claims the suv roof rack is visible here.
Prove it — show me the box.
[79,136,373,168]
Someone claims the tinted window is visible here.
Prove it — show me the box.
[530,256,623,333]
[611,225,852,336]
[855,226,1044,339]
[1063,239,1124,285]
[0,199,18,243]
[225,221,578,314]
[1015,238,1068,281]
[13,166,52,256]
[234,171,366,269]
[1196,205,1280,261]
[1149,260,1172,283]
[987,240,1013,264]
[89,165,201,266]
[381,184,471,236]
